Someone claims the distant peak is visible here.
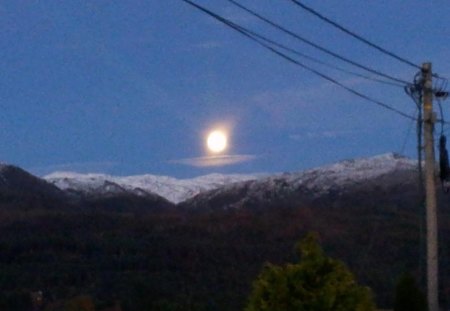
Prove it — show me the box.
[0,163,11,172]
[44,171,110,179]
[371,152,409,160]
[336,153,412,166]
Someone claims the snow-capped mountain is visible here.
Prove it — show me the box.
[277,152,417,194]
[43,153,418,207]
[179,153,419,209]
[44,171,262,204]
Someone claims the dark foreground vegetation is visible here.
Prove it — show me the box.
[0,190,449,310]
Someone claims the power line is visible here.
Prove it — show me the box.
[225,0,412,86]
[181,0,416,121]
[399,107,418,155]
[226,16,405,88]
[408,71,450,126]
[288,0,421,70]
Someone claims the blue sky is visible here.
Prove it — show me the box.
[1,1,449,178]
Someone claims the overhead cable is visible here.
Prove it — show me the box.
[399,107,418,155]
[181,0,416,121]
[227,17,405,88]
[288,0,421,70]
[225,0,412,86]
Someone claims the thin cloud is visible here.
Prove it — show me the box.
[191,41,224,50]
[170,154,257,167]
[289,126,389,142]
[32,161,118,176]
[290,130,351,141]
[222,6,258,25]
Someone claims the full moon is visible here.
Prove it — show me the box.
[207,130,228,153]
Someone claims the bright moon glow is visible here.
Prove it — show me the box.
[207,130,228,153]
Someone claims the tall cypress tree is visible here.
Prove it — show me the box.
[394,273,427,311]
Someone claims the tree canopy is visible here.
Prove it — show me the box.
[245,233,376,311]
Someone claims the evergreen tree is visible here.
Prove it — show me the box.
[245,233,376,311]
[64,295,96,311]
[394,273,427,311]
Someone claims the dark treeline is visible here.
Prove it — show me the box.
[0,191,449,310]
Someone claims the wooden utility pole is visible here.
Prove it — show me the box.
[422,62,439,311]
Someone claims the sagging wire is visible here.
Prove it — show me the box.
[181,0,416,120]
[433,74,449,99]
[405,71,426,281]
[406,70,450,192]
[405,71,424,196]
[432,73,450,191]
[399,106,419,156]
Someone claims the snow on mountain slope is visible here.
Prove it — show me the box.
[180,153,418,209]
[230,153,415,193]
[44,153,417,205]
[44,172,262,203]
[282,152,417,193]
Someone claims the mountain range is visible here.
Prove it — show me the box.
[34,152,417,208]
[43,171,261,204]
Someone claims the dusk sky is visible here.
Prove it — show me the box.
[1,1,449,178]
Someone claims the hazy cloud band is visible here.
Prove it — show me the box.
[170,154,257,167]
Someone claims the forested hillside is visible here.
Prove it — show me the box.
[1,191,449,310]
